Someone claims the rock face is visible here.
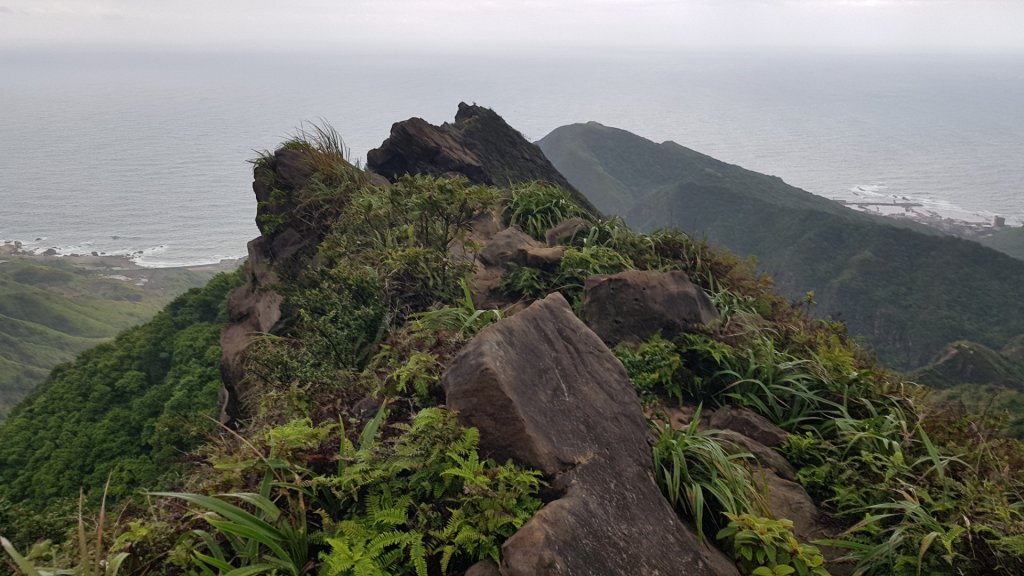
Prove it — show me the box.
[367,103,599,216]
[443,293,737,576]
[219,147,339,422]
[582,269,719,346]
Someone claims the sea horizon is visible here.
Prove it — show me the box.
[3,48,1022,267]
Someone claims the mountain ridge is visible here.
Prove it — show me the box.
[538,121,1024,369]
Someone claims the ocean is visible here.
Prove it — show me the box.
[2,50,1022,267]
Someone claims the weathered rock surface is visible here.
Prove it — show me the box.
[443,293,737,576]
[718,430,796,481]
[479,228,539,268]
[465,560,501,576]
[367,103,599,216]
[219,237,285,420]
[708,406,788,448]
[582,269,720,346]
[220,147,337,422]
[545,217,590,246]
[755,470,822,541]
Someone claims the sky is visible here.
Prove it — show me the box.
[1,0,1023,54]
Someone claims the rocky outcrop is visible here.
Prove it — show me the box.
[367,103,599,216]
[443,293,737,576]
[219,237,285,421]
[219,147,343,422]
[582,269,719,346]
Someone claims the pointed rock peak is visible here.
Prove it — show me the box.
[367,103,599,216]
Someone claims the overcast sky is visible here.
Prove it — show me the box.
[1,0,1023,54]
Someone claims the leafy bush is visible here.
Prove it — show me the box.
[651,407,760,542]
[716,514,829,576]
[614,335,684,402]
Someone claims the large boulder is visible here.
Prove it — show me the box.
[368,103,599,216]
[443,293,737,576]
[582,269,719,346]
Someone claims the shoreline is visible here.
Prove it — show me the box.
[0,243,244,285]
[1,241,245,273]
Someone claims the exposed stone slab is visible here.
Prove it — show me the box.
[582,269,719,346]
[443,293,737,576]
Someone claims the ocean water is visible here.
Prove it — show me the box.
[1,50,1022,267]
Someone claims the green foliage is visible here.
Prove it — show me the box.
[0,271,243,545]
[651,406,761,542]
[614,335,684,402]
[179,407,541,576]
[315,408,542,576]
[154,479,315,576]
[556,245,634,307]
[504,182,584,240]
[1,479,130,576]
[409,281,502,341]
[498,264,552,300]
[322,175,495,313]
[977,225,1024,262]
[717,514,829,576]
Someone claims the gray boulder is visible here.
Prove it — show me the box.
[582,269,719,346]
[708,405,788,448]
[443,293,737,576]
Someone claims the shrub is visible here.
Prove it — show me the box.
[504,182,583,240]
[716,514,829,576]
[651,406,760,542]
[614,335,684,402]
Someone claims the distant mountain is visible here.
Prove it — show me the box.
[0,254,229,417]
[538,122,1024,369]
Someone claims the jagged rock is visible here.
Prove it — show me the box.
[253,149,316,233]
[220,146,343,423]
[367,103,599,216]
[443,293,737,576]
[708,406,788,448]
[582,269,719,346]
[219,237,286,421]
[365,117,488,183]
[545,217,590,246]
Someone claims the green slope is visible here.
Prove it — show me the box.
[0,271,242,544]
[0,256,226,417]
[978,226,1024,261]
[538,122,1024,369]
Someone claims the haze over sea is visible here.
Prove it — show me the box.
[2,50,1022,267]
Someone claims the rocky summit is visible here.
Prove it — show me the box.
[3,104,1024,576]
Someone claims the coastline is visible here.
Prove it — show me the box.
[0,241,243,286]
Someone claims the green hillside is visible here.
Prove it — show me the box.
[3,113,1024,576]
[977,226,1024,261]
[0,270,241,544]
[538,122,1024,369]
[0,255,228,417]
